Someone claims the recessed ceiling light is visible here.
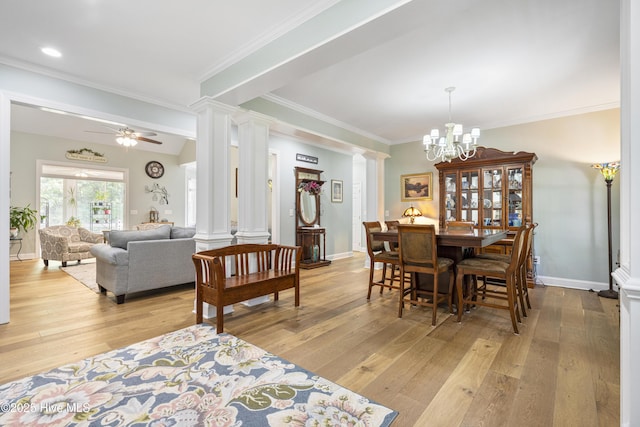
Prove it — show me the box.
[41,47,62,58]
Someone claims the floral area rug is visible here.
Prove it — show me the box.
[0,324,398,426]
[60,260,98,293]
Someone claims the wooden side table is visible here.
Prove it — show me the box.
[296,226,331,269]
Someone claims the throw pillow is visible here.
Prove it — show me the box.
[170,226,196,239]
[109,225,171,249]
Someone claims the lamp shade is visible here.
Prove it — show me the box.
[592,162,620,181]
[402,206,422,223]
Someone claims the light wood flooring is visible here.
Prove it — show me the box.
[2,254,619,426]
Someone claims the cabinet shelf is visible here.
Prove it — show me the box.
[90,202,112,232]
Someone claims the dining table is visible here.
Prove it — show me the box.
[371,227,509,298]
[371,227,508,262]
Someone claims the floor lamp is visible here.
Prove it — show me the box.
[592,161,620,299]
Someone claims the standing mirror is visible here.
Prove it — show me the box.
[298,191,318,226]
[295,167,323,227]
[295,166,331,268]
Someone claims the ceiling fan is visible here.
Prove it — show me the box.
[85,126,163,146]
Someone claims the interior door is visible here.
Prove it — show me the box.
[352,181,362,251]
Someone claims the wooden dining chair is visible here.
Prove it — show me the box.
[455,224,527,334]
[445,220,475,232]
[397,224,455,326]
[446,220,476,257]
[385,220,400,250]
[474,223,535,317]
[363,221,403,298]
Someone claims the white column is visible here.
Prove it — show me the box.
[234,111,273,245]
[190,97,236,319]
[614,1,640,425]
[361,151,389,268]
[234,111,274,306]
[190,97,236,251]
[0,93,10,324]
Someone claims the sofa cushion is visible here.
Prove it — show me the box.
[170,226,196,239]
[109,225,171,249]
[68,242,95,253]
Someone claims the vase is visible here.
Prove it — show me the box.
[312,244,319,262]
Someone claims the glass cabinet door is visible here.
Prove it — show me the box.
[460,170,479,225]
[444,172,457,221]
[507,166,523,227]
[482,168,503,227]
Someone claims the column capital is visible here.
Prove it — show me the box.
[362,150,390,161]
[234,109,276,127]
[190,97,238,115]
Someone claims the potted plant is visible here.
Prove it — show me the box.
[10,205,39,238]
[66,216,81,228]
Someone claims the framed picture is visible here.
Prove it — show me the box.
[401,172,433,201]
[331,179,343,203]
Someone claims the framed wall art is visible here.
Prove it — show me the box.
[401,172,432,201]
[331,179,343,203]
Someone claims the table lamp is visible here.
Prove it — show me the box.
[402,206,422,224]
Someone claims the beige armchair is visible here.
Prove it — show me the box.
[39,225,103,267]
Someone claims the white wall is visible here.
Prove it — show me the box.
[10,131,187,257]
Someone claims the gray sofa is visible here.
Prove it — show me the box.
[90,225,196,304]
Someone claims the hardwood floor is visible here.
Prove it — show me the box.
[2,254,619,426]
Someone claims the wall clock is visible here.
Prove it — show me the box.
[145,161,164,179]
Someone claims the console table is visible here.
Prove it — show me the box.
[296,227,331,269]
[9,236,23,261]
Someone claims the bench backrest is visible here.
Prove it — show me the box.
[192,244,301,289]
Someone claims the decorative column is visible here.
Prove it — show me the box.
[190,97,236,251]
[613,0,640,425]
[234,111,273,245]
[190,97,236,320]
[234,111,274,307]
[361,151,389,268]
[0,92,10,324]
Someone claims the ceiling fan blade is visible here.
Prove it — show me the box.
[137,136,163,144]
[133,131,157,137]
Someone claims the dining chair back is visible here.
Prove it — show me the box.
[445,221,475,232]
[397,224,455,325]
[385,220,400,250]
[363,221,403,299]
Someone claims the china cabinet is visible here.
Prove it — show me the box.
[435,147,537,284]
[295,167,331,269]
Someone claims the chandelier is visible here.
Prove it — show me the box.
[423,87,480,162]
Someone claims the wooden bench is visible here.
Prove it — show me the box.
[192,243,301,332]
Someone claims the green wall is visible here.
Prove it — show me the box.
[269,134,353,257]
[386,108,621,286]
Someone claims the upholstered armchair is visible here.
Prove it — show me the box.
[39,225,103,267]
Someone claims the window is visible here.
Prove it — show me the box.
[39,163,127,230]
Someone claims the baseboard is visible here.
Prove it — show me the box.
[536,275,610,292]
[327,251,353,261]
[10,252,37,262]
